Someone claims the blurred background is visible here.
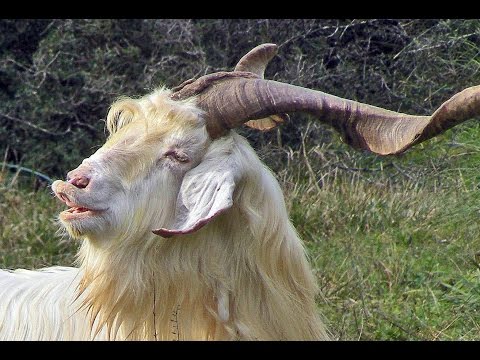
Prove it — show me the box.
[1,19,480,340]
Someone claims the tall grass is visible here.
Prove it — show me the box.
[1,124,480,340]
[287,173,480,340]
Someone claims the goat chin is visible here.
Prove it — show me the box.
[0,92,329,341]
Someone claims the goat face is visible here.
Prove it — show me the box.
[52,90,214,243]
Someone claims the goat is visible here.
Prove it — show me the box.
[1,44,479,340]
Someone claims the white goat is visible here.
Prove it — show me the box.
[0,89,328,340]
[1,43,479,340]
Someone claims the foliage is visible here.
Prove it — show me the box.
[1,19,479,178]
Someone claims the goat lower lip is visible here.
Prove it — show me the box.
[60,206,106,220]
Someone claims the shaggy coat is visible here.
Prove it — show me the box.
[0,89,328,340]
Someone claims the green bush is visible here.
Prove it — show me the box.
[1,19,479,179]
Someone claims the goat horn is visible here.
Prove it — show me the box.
[234,43,278,77]
[233,43,289,132]
[171,44,480,155]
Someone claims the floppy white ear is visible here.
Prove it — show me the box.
[152,154,238,238]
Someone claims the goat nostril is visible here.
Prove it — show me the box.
[69,176,90,189]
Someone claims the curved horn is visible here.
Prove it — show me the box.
[234,43,279,77]
[233,43,288,131]
[171,44,480,155]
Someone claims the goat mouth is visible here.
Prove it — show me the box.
[60,205,106,221]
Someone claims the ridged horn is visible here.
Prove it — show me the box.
[234,43,288,131]
[234,43,278,77]
[171,44,480,155]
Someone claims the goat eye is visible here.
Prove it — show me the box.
[164,150,189,163]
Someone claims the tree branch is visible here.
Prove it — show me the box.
[1,113,72,137]
[0,162,53,184]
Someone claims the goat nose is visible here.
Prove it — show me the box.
[68,175,90,189]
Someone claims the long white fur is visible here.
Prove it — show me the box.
[0,267,106,340]
[0,88,329,340]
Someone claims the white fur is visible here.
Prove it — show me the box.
[0,267,107,340]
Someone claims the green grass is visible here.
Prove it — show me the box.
[286,176,480,340]
[0,172,78,269]
[1,125,480,340]
[276,122,480,340]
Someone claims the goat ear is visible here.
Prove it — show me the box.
[152,156,237,238]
